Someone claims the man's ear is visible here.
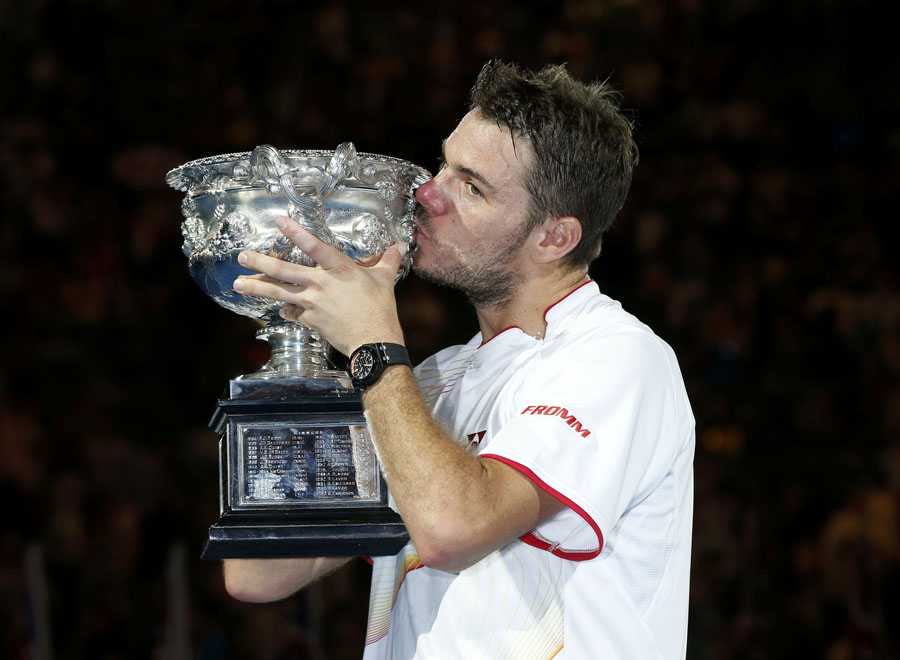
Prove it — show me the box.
[534,216,582,264]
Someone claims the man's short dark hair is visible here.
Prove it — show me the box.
[469,61,638,268]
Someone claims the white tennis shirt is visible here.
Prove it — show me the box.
[364,282,695,659]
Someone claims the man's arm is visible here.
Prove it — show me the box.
[363,365,564,572]
[223,557,350,602]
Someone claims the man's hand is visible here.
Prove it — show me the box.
[232,216,406,356]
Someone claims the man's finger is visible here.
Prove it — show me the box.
[275,216,349,270]
[237,250,314,286]
[371,243,408,279]
[279,304,304,322]
[236,273,288,285]
[235,273,307,295]
[233,275,304,302]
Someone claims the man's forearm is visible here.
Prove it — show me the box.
[223,557,350,602]
[363,366,556,571]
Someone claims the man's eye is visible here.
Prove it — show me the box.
[465,182,482,197]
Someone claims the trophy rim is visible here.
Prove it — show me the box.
[166,147,432,192]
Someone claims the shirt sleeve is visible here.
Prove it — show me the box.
[479,329,681,560]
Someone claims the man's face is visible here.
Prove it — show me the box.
[412,111,538,308]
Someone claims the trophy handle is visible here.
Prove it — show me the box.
[318,142,358,198]
[249,144,339,261]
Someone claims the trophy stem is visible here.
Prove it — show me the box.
[240,322,346,380]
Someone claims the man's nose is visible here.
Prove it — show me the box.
[415,176,447,215]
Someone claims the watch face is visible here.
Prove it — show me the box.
[351,348,376,381]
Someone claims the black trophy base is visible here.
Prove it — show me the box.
[205,376,409,560]
[201,509,409,559]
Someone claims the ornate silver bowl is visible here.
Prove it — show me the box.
[167,143,431,379]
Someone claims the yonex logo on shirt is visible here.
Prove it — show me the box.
[466,430,487,448]
[520,405,592,438]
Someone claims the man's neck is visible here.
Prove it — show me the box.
[474,267,590,343]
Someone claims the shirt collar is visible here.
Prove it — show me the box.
[474,280,599,351]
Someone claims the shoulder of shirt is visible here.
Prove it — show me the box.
[553,287,653,339]
[547,288,679,369]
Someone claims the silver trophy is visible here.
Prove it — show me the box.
[167,143,430,559]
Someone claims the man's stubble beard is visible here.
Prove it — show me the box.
[412,209,530,309]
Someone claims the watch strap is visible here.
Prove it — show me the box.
[350,342,411,390]
[376,342,412,368]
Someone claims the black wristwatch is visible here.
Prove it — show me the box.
[349,342,411,390]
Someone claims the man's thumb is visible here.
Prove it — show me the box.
[375,243,408,276]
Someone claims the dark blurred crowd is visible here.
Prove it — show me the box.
[1,1,898,658]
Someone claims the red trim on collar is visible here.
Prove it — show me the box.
[481,453,603,560]
[478,280,595,347]
[543,280,595,322]
[479,325,521,347]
